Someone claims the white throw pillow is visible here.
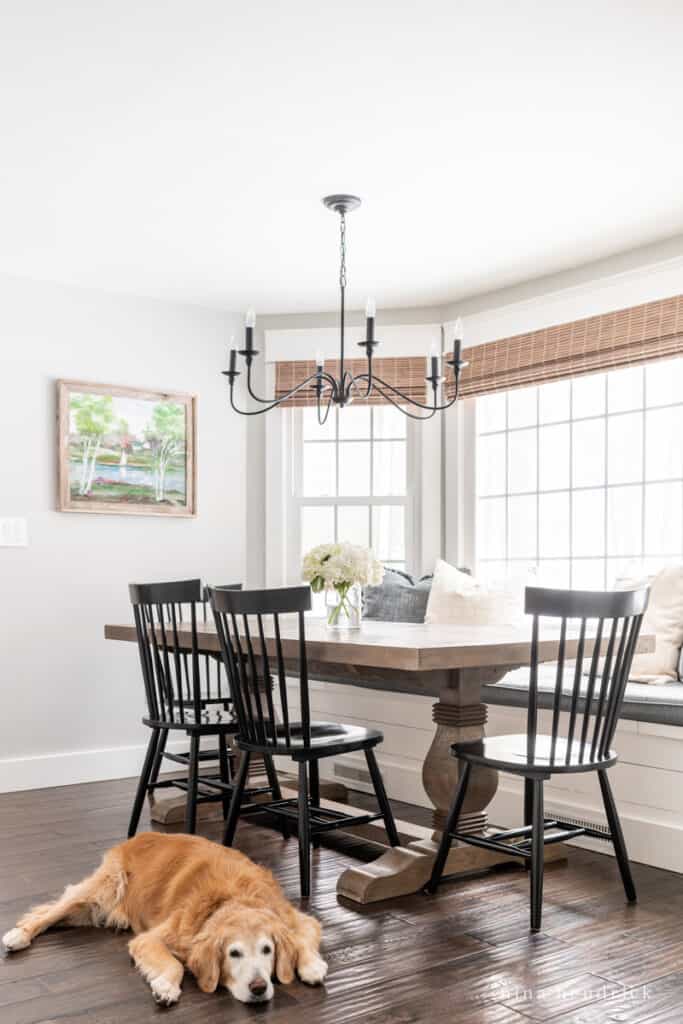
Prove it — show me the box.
[424,559,526,627]
[618,567,683,683]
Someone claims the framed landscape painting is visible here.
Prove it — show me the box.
[57,380,197,516]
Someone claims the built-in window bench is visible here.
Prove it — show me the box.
[304,666,683,876]
[483,666,683,874]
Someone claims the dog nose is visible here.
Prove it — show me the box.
[249,978,268,997]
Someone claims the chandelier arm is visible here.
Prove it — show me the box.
[227,372,334,416]
[354,371,460,412]
[244,361,338,405]
[245,362,277,404]
[347,359,373,400]
[316,389,334,425]
[366,379,439,421]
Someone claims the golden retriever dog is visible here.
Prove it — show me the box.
[2,832,327,1005]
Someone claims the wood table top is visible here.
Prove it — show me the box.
[105,616,655,673]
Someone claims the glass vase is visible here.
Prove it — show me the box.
[326,584,362,630]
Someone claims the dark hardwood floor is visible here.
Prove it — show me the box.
[1,777,682,1024]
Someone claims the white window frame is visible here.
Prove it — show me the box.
[265,379,443,586]
[450,360,683,585]
[286,406,417,582]
[264,322,446,586]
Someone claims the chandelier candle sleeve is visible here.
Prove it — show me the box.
[449,319,465,371]
[242,309,256,360]
[365,298,376,344]
[222,194,467,421]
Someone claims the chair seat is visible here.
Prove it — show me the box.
[454,733,617,775]
[142,717,238,735]
[236,720,383,759]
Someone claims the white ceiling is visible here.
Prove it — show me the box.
[2,2,683,315]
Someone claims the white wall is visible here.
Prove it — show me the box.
[0,275,244,791]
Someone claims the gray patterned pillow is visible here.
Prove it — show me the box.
[363,569,433,623]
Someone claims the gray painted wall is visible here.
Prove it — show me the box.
[0,275,243,788]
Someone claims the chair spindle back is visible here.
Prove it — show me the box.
[524,586,649,765]
[209,585,312,749]
[129,579,239,726]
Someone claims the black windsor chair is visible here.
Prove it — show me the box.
[127,578,283,836]
[209,584,400,899]
[426,585,649,932]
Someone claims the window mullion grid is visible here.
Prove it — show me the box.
[535,389,540,577]
[641,367,647,576]
[504,393,510,574]
[477,364,683,589]
[603,375,608,587]
[369,408,375,552]
[568,379,574,588]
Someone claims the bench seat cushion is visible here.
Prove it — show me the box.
[482,663,683,728]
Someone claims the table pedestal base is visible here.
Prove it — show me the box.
[336,835,566,904]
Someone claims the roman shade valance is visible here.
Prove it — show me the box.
[274,357,431,407]
[448,293,683,400]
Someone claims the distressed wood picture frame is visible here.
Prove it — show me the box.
[57,380,197,517]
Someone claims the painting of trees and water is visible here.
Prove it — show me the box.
[58,382,196,516]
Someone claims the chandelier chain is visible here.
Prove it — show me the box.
[339,213,347,290]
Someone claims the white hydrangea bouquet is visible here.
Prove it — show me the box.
[302,541,384,630]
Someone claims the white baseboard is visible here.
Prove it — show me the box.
[0,738,189,794]
[319,750,431,810]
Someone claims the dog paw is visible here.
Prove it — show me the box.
[298,954,328,985]
[150,976,181,1006]
[2,927,31,952]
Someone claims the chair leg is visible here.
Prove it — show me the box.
[426,761,471,894]
[148,727,168,789]
[217,734,231,820]
[530,778,545,932]
[365,747,400,847]
[128,729,160,838]
[185,733,201,835]
[309,759,321,848]
[523,776,534,870]
[297,761,311,900]
[223,751,250,847]
[264,754,282,800]
[524,777,534,826]
[598,768,636,903]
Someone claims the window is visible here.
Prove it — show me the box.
[293,404,411,575]
[475,357,683,587]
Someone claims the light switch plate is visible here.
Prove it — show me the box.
[0,518,28,547]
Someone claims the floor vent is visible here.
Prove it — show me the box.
[545,808,611,841]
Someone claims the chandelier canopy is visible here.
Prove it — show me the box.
[223,195,467,421]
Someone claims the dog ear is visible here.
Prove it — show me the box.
[187,932,223,993]
[272,923,297,984]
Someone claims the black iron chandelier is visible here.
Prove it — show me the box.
[222,194,468,421]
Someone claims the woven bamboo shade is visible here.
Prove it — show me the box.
[274,294,683,407]
[446,293,683,400]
